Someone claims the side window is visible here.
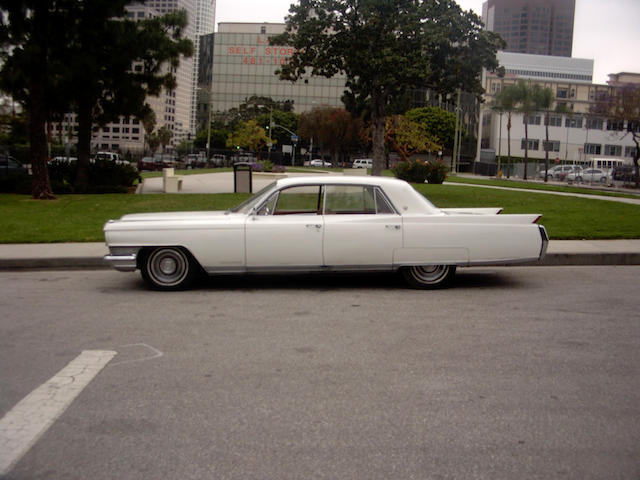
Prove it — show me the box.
[256,193,278,215]
[273,186,322,215]
[324,185,396,214]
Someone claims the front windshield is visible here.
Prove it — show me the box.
[228,181,277,214]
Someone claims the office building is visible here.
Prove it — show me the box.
[481,52,637,168]
[206,23,346,115]
[482,0,575,57]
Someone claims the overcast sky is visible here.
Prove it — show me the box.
[214,0,640,85]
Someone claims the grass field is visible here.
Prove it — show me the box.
[1,181,639,243]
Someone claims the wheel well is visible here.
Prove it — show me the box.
[137,246,202,273]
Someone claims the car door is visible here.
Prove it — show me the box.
[322,184,402,268]
[245,185,324,268]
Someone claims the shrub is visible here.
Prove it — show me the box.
[49,160,140,194]
[425,161,448,184]
[391,159,430,183]
[392,159,448,184]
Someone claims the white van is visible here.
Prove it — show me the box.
[352,158,373,169]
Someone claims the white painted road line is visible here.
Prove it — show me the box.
[0,350,117,476]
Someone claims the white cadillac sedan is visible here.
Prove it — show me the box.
[104,176,548,290]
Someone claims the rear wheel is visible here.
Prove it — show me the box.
[401,265,456,289]
[140,247,197,290]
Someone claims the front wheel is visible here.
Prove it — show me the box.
[401,265,456,289]
[140,247,197,290]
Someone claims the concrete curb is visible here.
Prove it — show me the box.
[1,253,639,271]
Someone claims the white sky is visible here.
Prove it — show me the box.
[214,0,640,85]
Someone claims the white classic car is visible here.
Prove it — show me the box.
[104,176,548,290]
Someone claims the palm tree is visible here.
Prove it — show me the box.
[490,85,518,177]
[534,86,555,182]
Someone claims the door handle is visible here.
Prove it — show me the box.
[385,225,401,230]
[306,224,322,229]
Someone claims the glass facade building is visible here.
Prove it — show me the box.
[208,23,346,115]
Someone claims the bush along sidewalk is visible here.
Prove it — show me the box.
[392,159,448,184]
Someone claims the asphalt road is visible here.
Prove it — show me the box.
[1,267,639,480]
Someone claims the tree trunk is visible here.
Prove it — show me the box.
[523,120,529,180]
[371,114,386,176]
[76,97,93,190]
[29,78,55,199]
[29,6,55,200]
[544,113,550,182]
[506,113,512,178]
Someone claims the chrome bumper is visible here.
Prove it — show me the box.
[539,225,550,259]
[103,247,140,272]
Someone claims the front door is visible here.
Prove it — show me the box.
[245,185,324,268]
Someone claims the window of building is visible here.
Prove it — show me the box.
[604,145,622,157]
[556,88,568,99]
[549,115,562,127]
[586,118,603,130]
[625,146,636,158]
[565,116,583,128]
[543,140,560,152]
[521,139,539,150]
[112,127,120,133]
[607,119,624,131]
[584,143,601,155]
[524,115,541,125]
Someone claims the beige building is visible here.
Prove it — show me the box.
[480,52,637,167]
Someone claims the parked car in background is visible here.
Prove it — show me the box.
[310,159,332,167]
[567,168,611,184]
[49,156,77,164]
[537,164,581,181]
[352,158,373,169]
[139,157,164,171]
[210,154,227,167]
[104,176,548,291]
[0,154,28,175]
[184,154,207,169]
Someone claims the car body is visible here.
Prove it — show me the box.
[538,164,581,181]
[352,158,373,169]
[567,168,611,183]
[104,176,548,290]
[310,159,332,167]
[139,157,164,171]
[0,154,28,175]
[49,156,78,164]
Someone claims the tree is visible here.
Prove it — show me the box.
[156,126,173,154]
[254,110,299,149]
[271,0,505,176]
[510,80,553,180]
[0,0,70,198]
[490,85,517,176]
[405,107,458,151]
[226,120,273,157]
[298,107,362,164]
[385,115,441,162]
[591,85,640,188]
[62,4,193,188]
[535,86,555,182]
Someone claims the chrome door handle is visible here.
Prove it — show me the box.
[306,224,322,229]
[385,225,401,230]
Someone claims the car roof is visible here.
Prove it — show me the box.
[272,175,440,215]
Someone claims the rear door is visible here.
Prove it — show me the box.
[322,184,402,267]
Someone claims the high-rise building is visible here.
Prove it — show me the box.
[482,0,575,57]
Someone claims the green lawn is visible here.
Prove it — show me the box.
[1,183,639,243]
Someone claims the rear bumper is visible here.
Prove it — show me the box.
[539,225,550,259]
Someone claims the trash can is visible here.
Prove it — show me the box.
[233,162,253,193]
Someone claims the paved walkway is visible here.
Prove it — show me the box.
[1,172,639,270]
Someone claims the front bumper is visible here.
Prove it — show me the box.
[103,247,140,272]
